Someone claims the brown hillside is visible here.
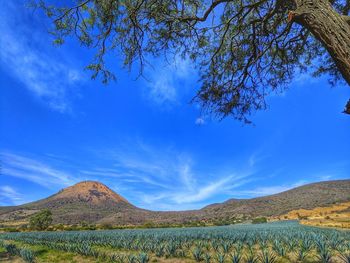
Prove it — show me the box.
[1,179,349,226]
[202,180,350,218]
[274,201,350,229]
[31,181,130,207]
[0,181,147,225]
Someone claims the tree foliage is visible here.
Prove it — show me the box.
[29,209,53,231]
[33,0,350,122]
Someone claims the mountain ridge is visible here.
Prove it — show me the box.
[0,179,349,226]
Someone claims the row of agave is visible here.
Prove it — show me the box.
[0,221,349,262]
[1,238,150,263]
[0,241,36,263]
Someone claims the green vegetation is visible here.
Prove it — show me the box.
[252,217,268,224]
[29,209,53,231]
[0,221,349,262]
[34,0,350,118]
[0,241,36,262]
[0,218,244,233]
[19,247,36,263]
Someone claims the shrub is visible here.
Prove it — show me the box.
[29,209,52,231]
[252,217,267,224]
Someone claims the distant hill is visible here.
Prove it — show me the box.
[0,180,349,226]
[201,180,350,219]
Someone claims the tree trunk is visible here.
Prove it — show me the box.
[289,0,350,113]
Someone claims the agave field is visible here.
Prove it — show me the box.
[0,221,349,263]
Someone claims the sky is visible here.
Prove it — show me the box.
[0,2,349,211]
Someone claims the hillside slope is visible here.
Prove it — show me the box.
[0,180,349,226]
[0,181,151,225]
[274,201,350,228]
[202,180,350,219]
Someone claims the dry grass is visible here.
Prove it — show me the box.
[273,202,350,229]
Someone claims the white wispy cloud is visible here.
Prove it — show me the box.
[145,56,195,106]
[137,175,251,211]
[172,177,232,204]
[233,180,308,197]
[89,141,254,210]
[178,160,196,191]
[0,2,82,113]
[1,152,78,188]
[0,143,261,209]
[318,174,334,181]
[90,143,196,192]
[0,186,23,206]
[171,175,248,204]
[195,117,206,125]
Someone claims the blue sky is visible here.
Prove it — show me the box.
[0,2,349,211]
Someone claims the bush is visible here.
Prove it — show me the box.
[100,223,113,230]
[142,222,156,228]
[29,209,52,231]
[252,217,267,224]
[298,215,309,220]
[3,227,20,232]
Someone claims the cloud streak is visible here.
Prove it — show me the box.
[145,56,195,106]
[171,175,245,204]
[232,180,308,197]
[195,117,206,125]
[0,2,82,113]
[0,186,23,206]
[90,141,254,210]
[1,152,78,188]
[2,142,333,211]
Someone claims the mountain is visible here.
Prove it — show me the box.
[0,181,151,225]
[201,180,350,219]
[0,180,349,226]
[40,181,130,205]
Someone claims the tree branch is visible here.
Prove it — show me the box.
[178,0,231,22]
[53,0,91,23]
[342,15,350,24]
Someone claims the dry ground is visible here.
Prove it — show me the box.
[272,202,350,228]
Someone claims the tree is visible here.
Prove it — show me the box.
[34,0,350,122]
[29,209,53,230]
